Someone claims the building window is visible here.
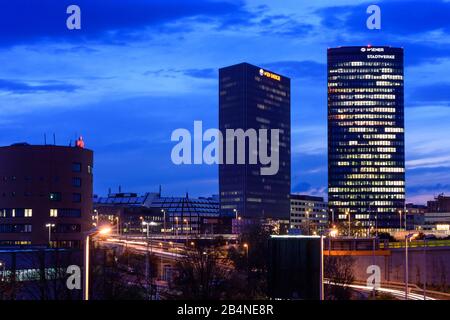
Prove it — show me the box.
[50,209,58,217]
[88,165,93,174]
[55,224,81,233]
[58,209,81,218]
[25,209,32,217]
[72,193,81,203]
[72,178,81,187]
[72,162,82,172]
[49,192,61,201]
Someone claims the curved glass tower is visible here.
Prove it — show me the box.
[327,46,405,230]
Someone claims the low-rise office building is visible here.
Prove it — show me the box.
[290,194,328,234]
[94,192,232,235]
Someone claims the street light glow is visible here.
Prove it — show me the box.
[98,226,112,235]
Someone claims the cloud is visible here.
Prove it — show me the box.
[0,0,256,46]
[407,155,450,170]
[262,60,326,80]
[182,68,217,79]
[317,0,450,36]
[292,182,327,199]
[0,79,80,94]
[408,82,450,105]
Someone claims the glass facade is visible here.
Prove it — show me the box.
[327,46,405,228]
[219,63,291,219]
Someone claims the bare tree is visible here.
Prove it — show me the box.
[324,256,355,300]
[166,245,233,300]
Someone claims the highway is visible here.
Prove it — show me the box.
[326,280,436,300]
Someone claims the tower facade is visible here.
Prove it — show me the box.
[328,46,405,229]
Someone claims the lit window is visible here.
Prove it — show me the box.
[25,209,32,217]
[50,209,58,217]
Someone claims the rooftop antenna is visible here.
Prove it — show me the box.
[44,133,47,145]
[119,185,122,193]
[159,185,162,197]
[108,187,111,196]
[53,133,56,145]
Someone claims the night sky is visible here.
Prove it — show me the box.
[0,0,449,204]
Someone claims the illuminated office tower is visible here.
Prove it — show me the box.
[219,63,291,220]
[328,46,405,229]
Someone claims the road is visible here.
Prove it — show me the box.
[326,280,436,300]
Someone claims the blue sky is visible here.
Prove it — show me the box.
[0,0,450,204]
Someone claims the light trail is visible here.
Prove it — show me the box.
[326,280,436,300]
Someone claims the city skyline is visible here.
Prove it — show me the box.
[0,1,450,204]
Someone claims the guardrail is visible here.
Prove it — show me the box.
[380,239,450,249]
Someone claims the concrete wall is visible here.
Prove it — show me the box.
[349,247,450,287]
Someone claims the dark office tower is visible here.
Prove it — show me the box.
[219,63,291,220]
[328,46,405,229]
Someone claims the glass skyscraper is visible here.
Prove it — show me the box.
[219,63,291,220]
[327,46,405,229]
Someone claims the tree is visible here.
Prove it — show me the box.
[91,246,157,300]
[324,256,355,300]
[227,221,271,299]
[166,245,233,300]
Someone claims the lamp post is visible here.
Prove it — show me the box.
[405,209,408,231]
[405,233,418,300]
[159,242,164,280]
[175,217,179,236]
[94,209,99,226]
[83,226,112,300]
[423,238,428,300]
[306,208,311,235]
[243,243,249,284]
[142,221,158,300]
[45,223,55,246]
[161,209,166,239]
[0,261,5,282]
[183,218,189,235]
[115,216,120,235]
[399,210,403,231]
[345,209,351,237]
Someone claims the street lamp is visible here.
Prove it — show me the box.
[83,226,112,301]
[45,223,55,246]
[399,210,403,231]
[233,208,239,220]
[115,216,120,235]
[0,261,5,282]
[405,233,419,300]
[174,217,179,236]
[183,218,188,235]
[306,208,311,235]
[161,209,166,238]
[243,243,249,260]
[345,209,351,237]
[159,242,164,280]
[142,221,158,299]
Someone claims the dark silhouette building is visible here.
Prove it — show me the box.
[427,194,450,213]
[0,141,93,247]
[219,63,291,220]
[328,46,405,229]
